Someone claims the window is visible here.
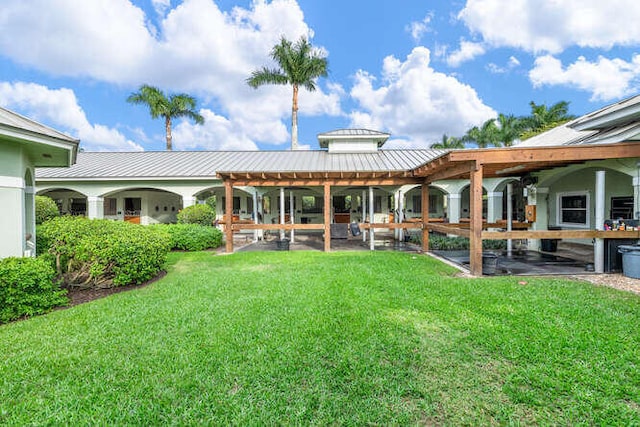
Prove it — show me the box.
[246,196,253,213]
[557,192,589,226]
[103,198,117,216]
[221,197,241,213]
[301,196,323,213]
[412,195,421,213]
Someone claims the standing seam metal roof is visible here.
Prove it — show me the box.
[35,149,446,179]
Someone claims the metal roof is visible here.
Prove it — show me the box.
[36,149,445,180]
[0,106,79,143]
[570,94,640,130]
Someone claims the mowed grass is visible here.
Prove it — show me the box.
[1,251,639,425]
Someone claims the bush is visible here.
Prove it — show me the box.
[0,257,67,324]
[35,195,59,225]
[37,216,171,288]
[176,204,216,226]
[151,224,223,251]
[427,235,507,251]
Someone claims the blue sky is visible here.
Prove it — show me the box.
[1,0,640,151]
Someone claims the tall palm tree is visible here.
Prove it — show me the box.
[495,113,521,147]
[247,36,328,150]
[127,84,204,151]
[463,118,500,148]
[520,100,576,140]
[430,133,465,149]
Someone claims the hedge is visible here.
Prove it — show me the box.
[176,204,216,226]
[0,257,67,324]
[150,223,223,251]
[37,217,171,288]
[35,195,59,225]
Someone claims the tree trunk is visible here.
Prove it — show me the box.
[165,115,173,151]
[291,84,298,150]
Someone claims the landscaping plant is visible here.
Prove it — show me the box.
[176,204,216,226]
[35,195,59,224]
[37,216,171,288]
[150,223,223,251]
[0,256,67,324]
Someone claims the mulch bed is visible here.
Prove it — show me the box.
[62,270,167,308]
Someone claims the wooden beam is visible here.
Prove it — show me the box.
[482,229,640,239]
[469,162,483,276]
[232,223,324,231]
[224,180,233,253]
[426,223,471,238]
[448,141,640,164]
[226,177,422,187]
[422,184,429,252]
[423,160,475,181]
[324,183,331,252]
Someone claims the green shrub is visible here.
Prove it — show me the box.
[0,257,67,324]
[204,195,216,212]
[427,235,507,251]
[37,216,171,288]
[151,224,223,251]
[176,204,216,226]
[35,195,59,225]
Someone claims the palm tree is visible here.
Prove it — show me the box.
[247,36,328,150]
[463,118,500,148]
[127,84,204,151]
[520,100,576,140]
[495,114,522,147]
[430,133,465,149]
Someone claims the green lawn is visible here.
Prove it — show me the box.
[1,251,639,425]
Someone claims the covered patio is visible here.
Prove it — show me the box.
[220,142,639,276]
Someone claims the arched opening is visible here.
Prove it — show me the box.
[102,187,183,225]
[460,184,488,220]
[38,188,88,216]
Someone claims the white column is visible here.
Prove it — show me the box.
[634,176,640,220]
[595,170,606,273]
[289,190,295,243]
[279,187,285,240]
[447,193,461,224]
[362,189,367,242]
[369,186,375,250]
[394,190,400,240]
[506,184,513,256]
[182,196,196,208]
[398,190,405,242]
[486,191,503,223]
[252,191,259,242]
[87,196,104,219]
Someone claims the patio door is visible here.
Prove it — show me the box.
[124,197,142,224]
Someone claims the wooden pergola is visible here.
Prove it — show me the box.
[217,141,639,275]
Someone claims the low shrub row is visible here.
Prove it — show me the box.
[423,235,507,251]
[0,257,67,324]
[37,216,171,288]
[150,223,223,251]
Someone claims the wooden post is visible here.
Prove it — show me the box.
[422,183,429,252]
[469,162,483,275]
[225,180,233,253]
[324,183,331,252]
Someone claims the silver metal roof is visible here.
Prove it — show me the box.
[0,106,79,143]
[317,129,390,137]
[570,94,640,130]
[36,149,445,180]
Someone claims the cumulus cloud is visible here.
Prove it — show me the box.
[0,0,343,150]
[486,55,521,74]
[446,39,486,67]
[529,55,640,101]
[0,82,143,151]
[406,13,434,44]
[458,0,640,54]
[349,47,496,148]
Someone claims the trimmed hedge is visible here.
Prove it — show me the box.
[176,204,216,226]
[150,223,223,251]
[35,195,59,225]
[425,235,507,251]
[0,257,67,324]
[37,217,171,288]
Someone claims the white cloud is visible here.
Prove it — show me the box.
[486,55,521,74]
[173,109,260,151]
[0,0,343,150]
[446,39,486,67]
[459,0,640,54]
[349,47,496,147]
[529,55,640,101]
[0,82,143,151]
[406,13,434,44]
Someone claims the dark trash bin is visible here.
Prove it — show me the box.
[482,253,499,275]
[276,239,290,251]
[541,226,561,252]
[618,245,640,279]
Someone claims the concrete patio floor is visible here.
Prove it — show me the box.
[232,233,608,276]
